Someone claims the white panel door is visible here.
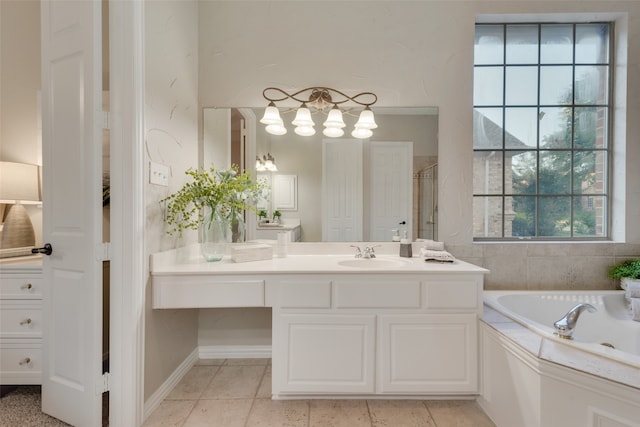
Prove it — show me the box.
[41,0,104,425]
[378,314,477,394]
[322,139,363,241]
[369,141,413,241]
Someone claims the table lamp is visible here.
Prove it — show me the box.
[0,161,42,249]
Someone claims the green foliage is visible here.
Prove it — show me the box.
[162,165,265,237]
[608,259,640,280]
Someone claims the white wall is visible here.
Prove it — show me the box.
[0,0,42,245]
[144,0,200,401]
[197,0,640,290]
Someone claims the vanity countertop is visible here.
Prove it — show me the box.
[151,243,488,276]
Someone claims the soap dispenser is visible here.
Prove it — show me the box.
[392,229,400,242]
[399,230,412,258]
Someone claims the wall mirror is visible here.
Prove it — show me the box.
[202,107,438,243]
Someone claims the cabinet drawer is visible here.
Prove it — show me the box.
[0,277,43,299]
[334,280,421,308]
[153,276,265,308]
[425,280,481,310]
[0,343,42,384]
[277,280,331,308]
[0,302,42,338]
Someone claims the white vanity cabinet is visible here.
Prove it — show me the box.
[270,274,482,397]
[150,246,488,399]
[0,259,44,385]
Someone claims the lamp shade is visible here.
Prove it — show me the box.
[323,106,346,129]
[292,104,314,127]
[354,108,378,130]
[265,121,287,136]
[295,126,316,136]
[351,127,373,139]
[0,161,42,204]
[323,127,345,138]
[260,103,282,125]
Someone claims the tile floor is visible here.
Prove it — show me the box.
[143,359,496,427]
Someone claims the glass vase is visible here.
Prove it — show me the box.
[200,206,230,262]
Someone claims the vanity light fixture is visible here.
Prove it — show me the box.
[260,87,378,139]
[255,153,278,172]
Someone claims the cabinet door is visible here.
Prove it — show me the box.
[274,313,376,394]
[378,314,477,394]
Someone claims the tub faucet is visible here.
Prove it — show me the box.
[553,303,597,339]
[363,246,377,259]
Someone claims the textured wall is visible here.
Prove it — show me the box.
[144,0,200,401]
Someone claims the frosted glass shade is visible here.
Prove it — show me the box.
[323,127,344,138]
[295,126,316,136]
[354,108,378,130]
[265,121,287,135]
[260,104,282,125]
[323,107,346,129]
[351,127,373,139]
[292,105,314,127]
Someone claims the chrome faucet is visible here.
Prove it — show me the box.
[363,246,377,259]
[351,245,363,258]
[553,303,597,339]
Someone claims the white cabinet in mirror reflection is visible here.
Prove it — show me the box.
[273,174,297,211]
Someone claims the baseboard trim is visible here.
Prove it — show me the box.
[198,344,272,359]
[143,347,199,421]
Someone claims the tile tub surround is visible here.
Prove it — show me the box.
[447,242,640,291]
[142,358,496,427]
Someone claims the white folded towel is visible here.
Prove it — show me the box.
[419,248,455,263]
[631,298,640,322]
[418,239,445,251]
[625,281,640,300]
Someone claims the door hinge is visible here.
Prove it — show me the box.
[96,242,110,261]
[97,372,110,394]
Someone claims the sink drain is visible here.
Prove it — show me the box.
[600,342,615,349]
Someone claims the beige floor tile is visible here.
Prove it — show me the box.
[246,398,309,427]
[425,401,496,427]
[368,400,436,427]
[256,366,272,398]
[201,365,266,399]
[142,400,196,427]
[224,358,271,366]
[195,359,226,366]
[183,398,253,427]
[309,400,371,427]
[166,366,220,400]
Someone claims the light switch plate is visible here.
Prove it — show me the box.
[149,161,169,186]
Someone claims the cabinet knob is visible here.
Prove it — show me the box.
[19,357,32,366]
[20,318,33,326]
[20,283,33,291]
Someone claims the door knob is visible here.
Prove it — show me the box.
[32,243,53,256]
[399,220,407,225]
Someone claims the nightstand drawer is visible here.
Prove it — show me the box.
[0,277,43,299]
[0,302,42,338]
[0,342,42,384]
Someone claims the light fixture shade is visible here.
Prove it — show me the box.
[323,106,346,129]
[295,126,316,136]
[351,127,373,139]
[323,127,345,138]
[265,121,287,135]
[354,108,378,130]
[255,156,266,171]
[291,105,314,127]
[260,104,282,125]
[0,161,42,204]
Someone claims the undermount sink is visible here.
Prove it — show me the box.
[337,258,410,269]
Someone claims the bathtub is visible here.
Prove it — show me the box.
[479,290,640,427]
[483,290,640,368]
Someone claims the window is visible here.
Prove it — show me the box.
[473,23,611,240]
